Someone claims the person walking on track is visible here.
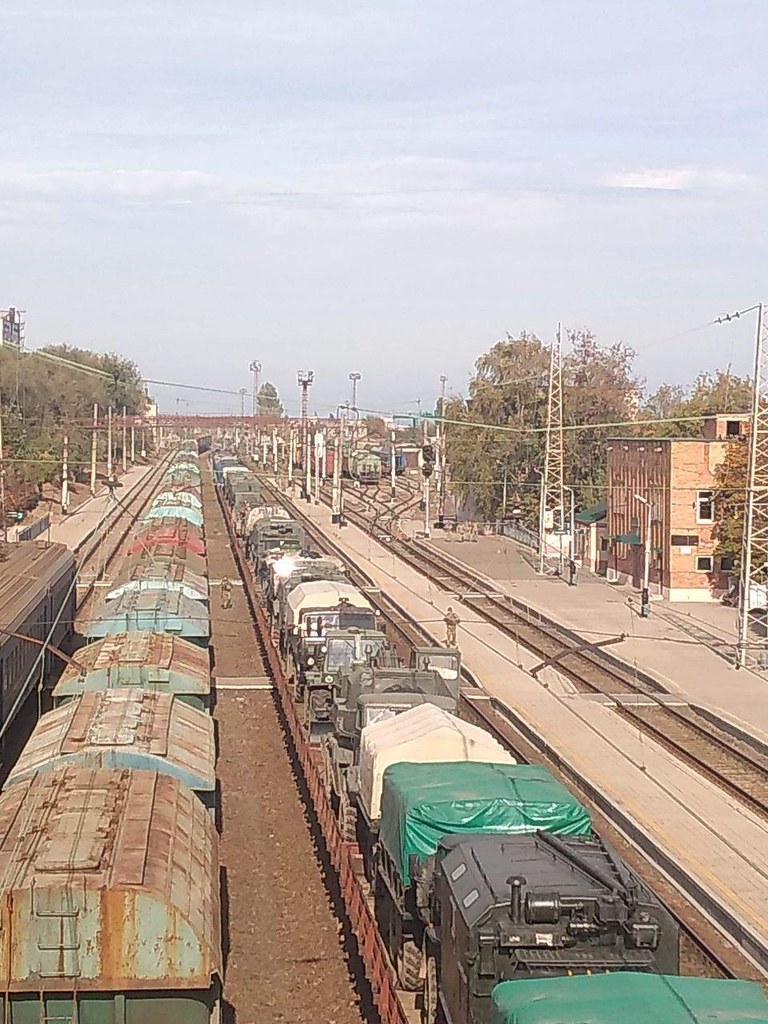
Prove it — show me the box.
[444,606,460,647]
[220,576,233,610]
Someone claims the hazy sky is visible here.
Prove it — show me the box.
[0,1,764,415]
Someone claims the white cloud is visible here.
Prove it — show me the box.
[603,167,759,193]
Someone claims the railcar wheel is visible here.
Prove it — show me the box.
[398,937,423,992]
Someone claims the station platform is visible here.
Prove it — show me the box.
[420,529,768,750]
[287,488,768,977]
[46,463,154,551]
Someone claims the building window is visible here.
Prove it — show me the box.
[719,555,735,572]
[696,491,714,523]
[696,555,714,572]
[671,534,699,547]
[726,420,741,437]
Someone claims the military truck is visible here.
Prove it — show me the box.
[245,507,305,570]
[321,663,460,841]
[279,581,378,724]
[347,703,510,871]
[428,832,680,1024]
[374,761,592,996]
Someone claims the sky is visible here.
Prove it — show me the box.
[0,0,765,416]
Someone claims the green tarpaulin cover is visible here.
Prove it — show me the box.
[490,973,768,1024]
[379,762,591,886]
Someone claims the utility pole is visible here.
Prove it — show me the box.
[538,325,565,575]
[332,419,344,524]
[272,428,278,474]
[250,360,262,417]
[130,421,136,463]
[349,372,361,449]
[90,403,98,496]
[0,405,7,543]
[61,433,70,515]
[422,417,431,538]
[390,428,397,498]
[288,428,295,487]
[314,431,322,502]
[107,406,113,482]
[736,302,768,667]
[239,388,247,420]
[297,370,314,499]
[635,494,652,616]
[437,374,447,527]
[140,429,147,459]
[121,407,127,473]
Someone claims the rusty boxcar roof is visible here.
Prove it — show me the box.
[107,560,209,603]
[0,766,222,990]
[0,541,75,636]
[6,689,215,797]
[131,519,205,556]
[124,543,208,578]
[84,589,210,644]
[53,631,210,704]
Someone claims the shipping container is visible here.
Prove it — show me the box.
[53,631,211,710]
[5,689,216,811]
[84,589,210,646]
[153,489,204,510]
[0,766,222,1023]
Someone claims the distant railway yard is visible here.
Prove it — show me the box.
[0,430,766,1024]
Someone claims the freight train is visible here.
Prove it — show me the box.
[214,451,768,1024]
[0,441,222,1023]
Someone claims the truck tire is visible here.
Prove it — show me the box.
[421,946,444,1024]
[398,938,423,992]
[339,798,357,843]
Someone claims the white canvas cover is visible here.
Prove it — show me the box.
[285,580,371,627]
[245,505,289,535]
[358,703,515,822]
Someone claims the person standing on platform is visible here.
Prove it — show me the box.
[220,576,233,610]
[444,606,460,647]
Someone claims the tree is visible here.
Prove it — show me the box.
[713,439,748,572]
[257,382,283,417]
[638,370,751,439]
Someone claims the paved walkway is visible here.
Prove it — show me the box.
[413,528,768,748]
[285,486,768,977]
[44,464,154,551]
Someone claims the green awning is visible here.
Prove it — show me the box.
[611,532,641,546]
[575,501,607,525]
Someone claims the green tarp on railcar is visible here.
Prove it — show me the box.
[490,973,768,1024]
[379,762,591,885]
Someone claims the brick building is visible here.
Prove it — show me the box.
[606,414,747,602]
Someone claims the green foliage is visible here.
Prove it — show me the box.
[445,329,640,522]
[638,370,751,438]
[257,381,284,417]
[0,345,149,504]
[712,440,748,571]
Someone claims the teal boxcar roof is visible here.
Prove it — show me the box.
[490,973,768,1024]
[154,490,203,510]
[84,590,210,644]
[380,762,591,885]
[5,689,215,799]
[144,504,204,528]
[53,631,211,707]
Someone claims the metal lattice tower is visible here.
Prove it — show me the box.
[737,302,768,667]
[538,325,565,574]
[297,370,314,497]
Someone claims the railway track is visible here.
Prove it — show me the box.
[332,484,768,825]
[75,452,173,617]
[256,472,763,986]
